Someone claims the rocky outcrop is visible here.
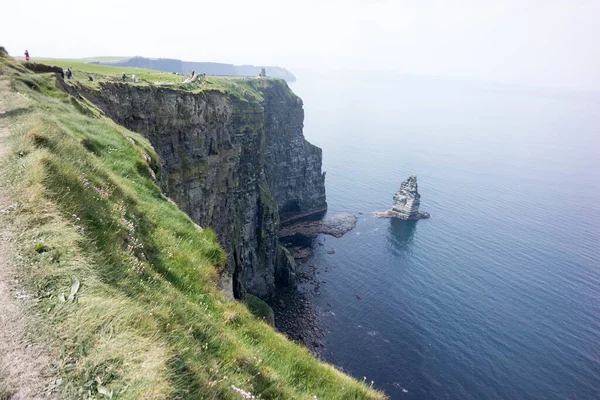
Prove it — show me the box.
[80,80,326,299]
[22,62,63,75]
[275,245,296,287]
[279,213,357,239]
[375,175,430,220]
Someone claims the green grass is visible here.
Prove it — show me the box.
[246,294,275,326]
[0,52,385,399]
[33,58,184,84]
[32,59,161,76]
[33,58,282,103]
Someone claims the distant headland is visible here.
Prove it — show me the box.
[93,56,296,81]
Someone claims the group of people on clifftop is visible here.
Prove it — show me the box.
[119,72,137,83]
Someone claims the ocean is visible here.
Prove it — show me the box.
[288,72,600,399]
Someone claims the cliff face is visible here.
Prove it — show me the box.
[260,83,327,222]
[82,80,325,299]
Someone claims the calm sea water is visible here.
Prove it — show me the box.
[289,72,600,399]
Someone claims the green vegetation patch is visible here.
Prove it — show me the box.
[246,294,275,326]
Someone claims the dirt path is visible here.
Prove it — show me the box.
[0,81,58,399]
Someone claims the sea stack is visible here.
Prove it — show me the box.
[375,175,430,220]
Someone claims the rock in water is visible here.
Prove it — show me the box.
[391,175,425,218]
[375,175,430,220]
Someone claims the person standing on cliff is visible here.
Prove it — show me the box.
[24,50,30,61]
[121,72,126,82]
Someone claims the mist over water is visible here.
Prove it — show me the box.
[289,72,600,399]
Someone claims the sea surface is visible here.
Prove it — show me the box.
[288,72,600,399]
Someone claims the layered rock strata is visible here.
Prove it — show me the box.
[375,175,430,220]
[80,80,326,299]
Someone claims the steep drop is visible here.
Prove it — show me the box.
[81,79,326,299]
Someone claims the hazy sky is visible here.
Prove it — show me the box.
[2,0,599,90]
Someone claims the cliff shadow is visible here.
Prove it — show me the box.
[0,107,32,119]
[279,233,315,248]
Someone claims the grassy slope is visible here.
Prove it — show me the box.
[0,53,385,399]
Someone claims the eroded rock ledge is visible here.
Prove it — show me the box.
[280,213,357,239]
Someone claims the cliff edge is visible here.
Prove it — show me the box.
[80,78,326,299]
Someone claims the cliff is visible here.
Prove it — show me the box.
[102,56,297,81]
[79,79,326,299]
[0,50,383,399]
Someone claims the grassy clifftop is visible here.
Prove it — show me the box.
[35,58,290,104]
[0,52,384,399]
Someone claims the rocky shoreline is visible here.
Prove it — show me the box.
[271,213,359,355]
[269,261,327,356]
[272,177,431,356]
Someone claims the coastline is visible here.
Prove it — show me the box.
[271,213,359,355]
[269,266,326,356]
